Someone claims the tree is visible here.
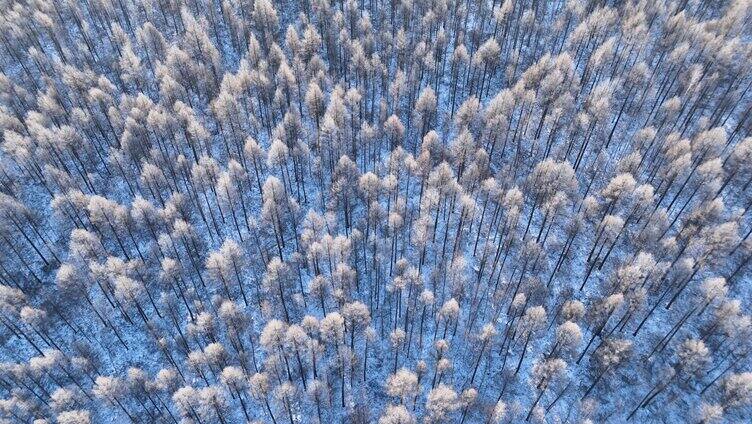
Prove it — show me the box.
[437,298,460,340]
[458,387,478,424]
[378,404,415,424]
[390,328,406,372]
[306,82,326,132]
[262,177,298,260]
[385,114,406,150]
[578,294,624,364]
[425,384,458,423]
[252,0,279,48]
[249,372,277,424]
[273,381,297,424]
[92,376,135,421]
[196,385,229,424]
[526,357,567,421]
[414,87,437,140]
[515,306,548,375]
[697,402,724,424]
[0,2,751,423]
[206,239,250,306]
[490,400,507,423]
[469,323,497,384]
[632,338,711,417]
[583,338,632,401]
[386,368,418,406]
[550,321,582,359]
[244,137,267,193]
[56,410,91,424]
[721,372,752,411]
[320,311,347,406]
[263,258,295,322]
[285,324,310,390]
[342,300,370,376]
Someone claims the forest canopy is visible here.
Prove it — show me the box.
[0,0,751,422]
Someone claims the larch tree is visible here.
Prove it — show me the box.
[0,1,750,423]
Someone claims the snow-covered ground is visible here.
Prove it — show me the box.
[0,0,751,423]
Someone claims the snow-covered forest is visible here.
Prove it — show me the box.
[0,0,751,422]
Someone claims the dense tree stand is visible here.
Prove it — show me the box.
[0,0,751,423]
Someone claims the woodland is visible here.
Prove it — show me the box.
[0,0,751,422]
